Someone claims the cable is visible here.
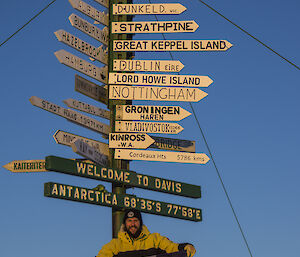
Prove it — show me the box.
[0,0,57,48]
[197,0,299,70]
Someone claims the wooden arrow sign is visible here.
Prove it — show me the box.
[63,98,110,120]
[109,133,155,149]
[69,13,108,45]
[3,160,46,172]
[114,39,233,52]
[116,105,191,121]
[71,139,108,166]
[113,3,186,15]
[54,30,108,65]
[112,20,198,34]
[69,0,108,26]
[109,85,208,102]
[115,121,183,134]
[113,59,184,72]
[109,72,213,87]
[55,50,108,84]
[94,0,108,8]
[115,149,210,164]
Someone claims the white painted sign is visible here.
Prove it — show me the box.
[55,50,108,84]
[113,39,233,51]
[109,133,155,149]
[94,0,108,8]
[115,121,183,134]
[109,85,208,102]
[54,30,108,65]
[3,160,46,173]
[69,13,108,45]
[115,149,210,164]
[113,59,184,72]
[109,72,213,87]
[63,98,110,120]
[112,20,198,34]
[69,0,108,26]
[71,139,108,166]
[29,96,110,135]
[53,130,109,156]
[75,75,108,104]
[116,105,191,121]
[113,3,186,15]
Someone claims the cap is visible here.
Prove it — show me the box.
[123,209,143,225]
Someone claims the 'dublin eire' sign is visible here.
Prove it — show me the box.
[115,149,210,164]
[109,133,155,149]
[109,85,208,102]
[109,72,213,87]
[112,20,198,34]
[114,40,233,51]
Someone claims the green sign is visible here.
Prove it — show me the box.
[44,182,202,222]
[45,156,201,198]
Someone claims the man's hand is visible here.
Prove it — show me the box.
[184,244,196,257]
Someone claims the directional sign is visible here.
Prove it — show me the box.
[54,30,108,65]
[113,3,186,15]
[109,73,213,87]
[115,121,183,134]
[29,96,110,136]
[115,149,210,164]
[69,14,108,45]
[75,75,108,104]
[109,85,207,102]
[150,135,195,153]
[113,39,233,52]
[53,130,109,156]
[112,20,198,34]
[71,139,108,166]
[3,160,46,172]
[116,105,191,121]
[55,50,108,84]
[109,133,155,149]
[44,182,202,221]
[94,0,108,8]
[69,0,108,26]
[113,59,184,72]
[46,155,201,198]
[63,98,110,120]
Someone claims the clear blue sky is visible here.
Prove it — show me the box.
[1,0,299,257]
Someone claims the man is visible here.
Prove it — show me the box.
[96,209,196,257]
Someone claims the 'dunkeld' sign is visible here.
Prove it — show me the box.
[44,182,202,221]
[113,40,233,51]
[45,156,201,198]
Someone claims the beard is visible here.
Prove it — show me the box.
[125,225,143,239]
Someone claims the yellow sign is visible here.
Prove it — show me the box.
[3,160,46,172]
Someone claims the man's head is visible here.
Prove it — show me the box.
[123,209,143,239]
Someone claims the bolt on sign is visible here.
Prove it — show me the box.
[55,50,108,84]
[3,160,46,172]
[45,156,201,198]
[112,20,199,34]
[115,149,210,165]
[113,59,184,72]
[113,39,233,52]
[109,85,208,102]
[94,0,108,8]
[116,105,191,121]
[68,0,109,26]
[54,30,108,65]
[75,75,108,104]
[109,133,155,149]
[44,182,202,221]
[112,3,187,15]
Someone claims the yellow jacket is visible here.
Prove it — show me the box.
[96,225,184,257]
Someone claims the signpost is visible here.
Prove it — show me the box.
[3,160,46,172]
[54,30,108,65]
[55,50,108,84]
[116,105,191,121]
[109,72,213,87]
[63,98,110,120]
[112,3,186,15]
[115,149,210,164]
[109,133,155,149]
[109,85,208,102]
[113,59,184,72]
[112,20,199,34]
[113,39,233,51]
[115,121,184,134]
